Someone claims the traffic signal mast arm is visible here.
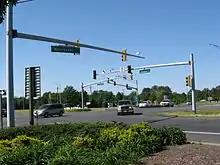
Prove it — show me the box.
[108,82,137,90]
[12,30,144,59]
[98,61,190,75]
[83,76,121,88]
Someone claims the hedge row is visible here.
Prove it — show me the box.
[0,122,187,165]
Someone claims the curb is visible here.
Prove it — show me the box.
[189,141,220,147]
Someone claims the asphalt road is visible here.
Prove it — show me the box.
[1,104,220,143]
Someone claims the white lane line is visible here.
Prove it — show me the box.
[184,131,220,135]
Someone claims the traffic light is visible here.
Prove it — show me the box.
[114,81,116,86]
[127,65,132,73]
[121,49,127,61]
[130,73,133,80]
[74,39,80,55]
[107,78,110,83]
[93,70,97,79]
[185,76,191,86]
[126,84,129,89]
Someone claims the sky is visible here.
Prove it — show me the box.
[1,0,220,96]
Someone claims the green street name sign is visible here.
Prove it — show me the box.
[139,69,150,74]
[51,45,80,54]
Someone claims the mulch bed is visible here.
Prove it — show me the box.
[137,144,220,165]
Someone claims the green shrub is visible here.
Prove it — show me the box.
[128,122,152,135]
[0,122,127,141]
[0,135,45,152]
[0,122,187,165]
[96,127,123,150]
[72,136,94,148]
[0,142,53,165]
[152,127,187,145]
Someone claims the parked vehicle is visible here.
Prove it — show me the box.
[117,100,134,115]
[160,100,174,107]
[138,101,152,108]
[33,103,64,118]
[186,101,192,105]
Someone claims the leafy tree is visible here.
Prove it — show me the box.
[62,85,80,106]
[0,0,18,24]
[114,92,124,104]
[139,88,151,101]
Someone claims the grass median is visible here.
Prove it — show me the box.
[156,110,220,117]
[16,108,105,114]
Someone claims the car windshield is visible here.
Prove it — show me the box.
[118,101,131,105]
[38,104,50,110]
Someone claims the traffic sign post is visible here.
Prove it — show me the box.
[139,69,150,74]
[0,90,6,129]
[51,45,80,55]
[25,66,41,125]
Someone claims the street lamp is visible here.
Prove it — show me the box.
[5,0,34,127]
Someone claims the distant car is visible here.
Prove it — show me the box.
[160,100,174,107]
[1,109,7,117]
[138,101,152,108]
[34,103,64,118]
[117,100,134,115]
[186,101,192,105]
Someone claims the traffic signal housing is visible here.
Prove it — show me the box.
[127,65,132,73]
[185,76,191,86]
[113,81,116,86]
[74,39,80,55]
[121,49,127,61]
[126,84,129,89]
[93,70,97,79]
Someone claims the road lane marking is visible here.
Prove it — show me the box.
[184,131,220,135]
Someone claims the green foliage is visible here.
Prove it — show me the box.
[97,127,123,149]
[0,0,18,24]
[0,122,126,141]
[72,136,94,148]
[0,122,187,165]
[0,135,45,152]
[152,127,187,146]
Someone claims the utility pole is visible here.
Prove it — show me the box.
[135,80,139,106]
[29,69,34,125]
[190,53,197,113]
[81,83,84,109]
[0,94,3,129]
[59,86,62,104]
[6,2,15,127]
[56,86,59,103]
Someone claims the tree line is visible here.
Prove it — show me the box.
[1,85,220,110]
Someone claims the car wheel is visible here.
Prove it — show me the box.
[117,112,121,116]
[44,112,49,118]
[59,111,63,116]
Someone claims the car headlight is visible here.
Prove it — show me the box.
[35,110,43,115]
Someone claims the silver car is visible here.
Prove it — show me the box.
[34,103,64,118]
[117,100,134,115]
